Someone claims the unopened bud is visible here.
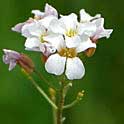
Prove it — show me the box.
[77,90,85,100]
[85,48,96,57]
[41,55,48,63]
[49,87,56,97]
[17,54,35,74]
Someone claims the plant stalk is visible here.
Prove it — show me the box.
[28,76,58,110]
[57,82,65,124]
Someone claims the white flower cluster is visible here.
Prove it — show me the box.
[11,3,113,80]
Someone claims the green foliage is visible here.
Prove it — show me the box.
[0,0,124,124]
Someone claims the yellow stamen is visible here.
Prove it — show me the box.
[58,48,77,58]
[40,33,47,43]
[65,29,77,37]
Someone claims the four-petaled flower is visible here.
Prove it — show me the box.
[48,13,96,49]
[21,21,56,56]
[45,37,87,80]
[12,3,58,33]
[3,3,113,80]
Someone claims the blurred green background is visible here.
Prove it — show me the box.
[0,0,123,124]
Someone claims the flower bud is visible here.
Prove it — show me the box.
[77,90,85,101]
[49,87,56,97]
[85,48,96,57]
[41,55,48,63]
[17,54,35,74]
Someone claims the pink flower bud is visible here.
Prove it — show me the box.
[3,49,34,74]
[17,54,35,74]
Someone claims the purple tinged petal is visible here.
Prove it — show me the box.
[42,43,56,57]
[9,60,17,71]
[91,18,113,40]
[31,4,58,19]
[45,3,58,17]
[12,23,25,33]
[12,18,34,33]
[3,49,20,59]
[3,55,10,64]
[3,49,21,71]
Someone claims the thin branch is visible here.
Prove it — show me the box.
[34,69,57,90]
[63,99,79,110]
[28,75,58,110]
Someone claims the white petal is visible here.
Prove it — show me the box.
[60,13,78,30]
[39,16,57,29]
[11,22,25,33]
[21,23,34,37]
[25,37,40,48]
[43,34,65,51]
[45,3,58,17]
[76,38,96,53]
[98,29,113,39]
[22,22,45,37]
[24,37,44,52]
[65,57,85,80]
[65,35,81,48]
[93,18,104,27]
[45,54,66,75]
[25,47,44,52]
[31,10,44,16]
[80,9,101,22]
[92,18,113,39]
[49,18,65,34]
[78,22,96,36]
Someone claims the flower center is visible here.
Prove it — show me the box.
[58,48,77,58]
[65,29,77,37]
[40,33,47,43]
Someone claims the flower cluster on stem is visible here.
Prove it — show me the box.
[2,3,113,124]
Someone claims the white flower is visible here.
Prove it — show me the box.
[3,49,21,71]
[49,13,96,49]
[79,10,113,42]
[12,18,34,33]
[12,3,58,33]
[21,20,57,56]
[80,9,101,23]
[3,49,35,73]
[32,3,58,19]
[90,18,113,42]
[45,35,96,80]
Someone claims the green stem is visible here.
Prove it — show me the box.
[57,82,65,124]
[63,90,84,110]
[63,99,79,110]
[28,76,58,110]
[52,96,57,124]
[53,107,57,124]
[34,69,56,90]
